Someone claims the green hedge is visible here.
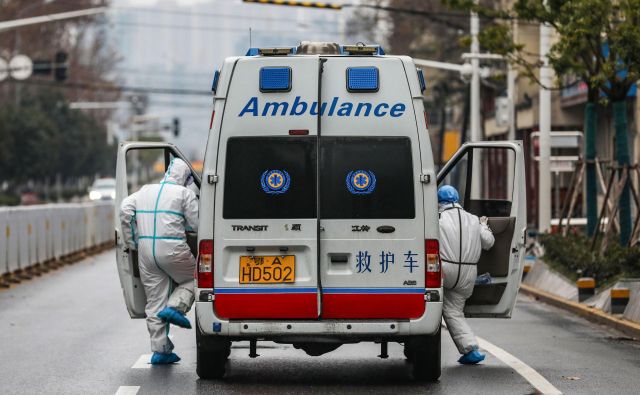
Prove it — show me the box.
[539,233,640,286]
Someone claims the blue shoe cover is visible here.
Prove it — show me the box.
[157,307,191,329]
[458,350,485,365]
[150,352,181,365]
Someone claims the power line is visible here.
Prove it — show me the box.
[112,6,332,24]
[112,20,349,36]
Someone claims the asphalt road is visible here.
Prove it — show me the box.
[1,250,639,395]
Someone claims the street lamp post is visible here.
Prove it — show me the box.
[507,19,518,196]
[0,7,107,32]
[539,10,553,233]
[469,1,482,198]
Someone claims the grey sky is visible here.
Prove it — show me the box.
[110,0,351,160]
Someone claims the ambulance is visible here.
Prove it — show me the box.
[114,42,527,381]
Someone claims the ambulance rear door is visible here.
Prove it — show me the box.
[212,56,322,319]
[437,141,527,318]
[115,141,200,318]
[318,56,428,319]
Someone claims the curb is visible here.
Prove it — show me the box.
[520,283,640,339]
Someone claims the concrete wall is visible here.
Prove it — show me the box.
[0,202,114,277]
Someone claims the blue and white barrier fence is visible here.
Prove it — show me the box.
[1,202,114,281]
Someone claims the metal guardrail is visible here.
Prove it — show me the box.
[1,202,114,285]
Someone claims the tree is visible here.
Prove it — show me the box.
[0,0,120,200]
[447,0,640,245]
[0,89,117,190]
[346,1,471,162]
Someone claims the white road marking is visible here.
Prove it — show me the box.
[131,354,152,369]
[115,386,140,395]
[477,336,563,395]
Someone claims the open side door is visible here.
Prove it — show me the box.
[114,141,201,319]
[437,141,526,318]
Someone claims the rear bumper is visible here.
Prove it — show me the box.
[195,300,442,338]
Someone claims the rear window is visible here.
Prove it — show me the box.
[320,137,415,219]
[223,137,317,219]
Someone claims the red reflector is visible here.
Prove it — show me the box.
[209,110,215,130]
[197,239,213,288]
[289,129,309,135]
[423,110,429,130]
[425,239,441,288]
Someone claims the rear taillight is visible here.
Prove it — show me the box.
[197,239,213,288]
[425,239,441,288]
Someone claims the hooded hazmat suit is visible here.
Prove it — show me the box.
[119,158,199,354]
[439,201,494,355]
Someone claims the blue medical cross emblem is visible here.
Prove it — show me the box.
[346,170,376,195]
[354,172,370,189]
[268,173,284,189]
[261,170,290,194]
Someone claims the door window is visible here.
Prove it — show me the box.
[125,148,173,193]
[320,137,415,219]
[439,146,515,217]
[223,137,317,219]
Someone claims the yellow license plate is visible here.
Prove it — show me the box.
[239,255,295,284]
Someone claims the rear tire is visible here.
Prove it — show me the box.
[403,343,414,362]
[406,326,441,382]
[196,320,231,380]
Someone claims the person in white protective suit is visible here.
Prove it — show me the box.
[119,158,199,365]
[438,185,495,365]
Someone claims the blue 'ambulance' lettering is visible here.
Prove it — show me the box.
[238,96,406,118]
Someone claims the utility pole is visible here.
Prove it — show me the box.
[538,5,552,232]
[507,18,518,196]
[469,0,482,198]
[470,2,481,143]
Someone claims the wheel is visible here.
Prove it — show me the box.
[403,343,415,362]
[406,326,441,382]
[196,321,231,380]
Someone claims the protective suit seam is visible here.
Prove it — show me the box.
[137,235,186,240]
[151,158,176,277]
[130,214,137,249]
[136,209,185,218]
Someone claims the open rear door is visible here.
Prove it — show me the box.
[114,141,200,318]
[437,141,526,318]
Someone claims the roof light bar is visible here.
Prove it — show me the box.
[245,47,296,56]
[259,47,295,56]
[342,45,384,56]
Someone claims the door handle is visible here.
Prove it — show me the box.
[330,254,349,263]
[377,225,395,233]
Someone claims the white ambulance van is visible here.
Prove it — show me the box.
[114,42,527,382]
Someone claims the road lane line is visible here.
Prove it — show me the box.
[131,354,152,369]
[477,336,562,395]
[115,386,140,395]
